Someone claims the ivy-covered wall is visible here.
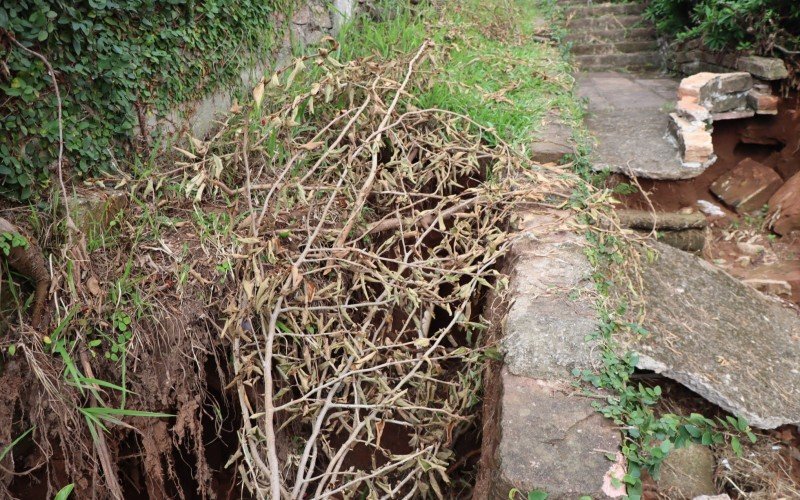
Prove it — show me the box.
[0,0,349,200]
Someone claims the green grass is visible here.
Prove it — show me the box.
[333,0,579,148]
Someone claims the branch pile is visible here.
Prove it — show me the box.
[178,38,574,498]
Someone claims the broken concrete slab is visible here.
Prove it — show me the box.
[742,278,793,299]
[737,56,789,81]
[501,214,599,379]
[625,242,800,429]
[578,72,711,180]
[710,158,783,213]
[491,372,624,499]
[741,260,800,304]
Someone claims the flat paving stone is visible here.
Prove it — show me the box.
[501,213,599,379]
[625,242,800,429]
[478,211,625,499]
[577,72,712,180]
[491,372,624,499]
[530,113,574,164]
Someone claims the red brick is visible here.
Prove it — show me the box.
[676,98,710,123]
[747,89,779,115]
[677,72,716,99]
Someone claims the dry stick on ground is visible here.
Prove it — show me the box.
[259,159,359,496]
[6,35,75,234]
[242,115,258,239]
[310,254,504,496]
[255,95,373,230]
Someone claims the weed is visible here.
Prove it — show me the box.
[53,484,74,500]
[0,230,28,256]
[0,426,35,462]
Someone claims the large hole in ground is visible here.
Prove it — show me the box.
[611,91,800,307]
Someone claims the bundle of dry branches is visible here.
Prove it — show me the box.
[174,38,573,498]
[0,31,578,498]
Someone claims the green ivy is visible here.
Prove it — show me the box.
[0,0,288,199]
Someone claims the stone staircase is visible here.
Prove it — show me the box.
[563,1,662,72]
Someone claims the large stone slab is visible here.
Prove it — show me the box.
[491,372,624,499]
[501,214,599,379]
[626,242,800,429]
[737,56,789,81]
[710,158,782,213]
[476,212,624,499]
[577,72,708,180]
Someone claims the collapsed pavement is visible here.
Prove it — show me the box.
[475,3,800,497]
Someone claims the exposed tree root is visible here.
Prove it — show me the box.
[0,216,50,330]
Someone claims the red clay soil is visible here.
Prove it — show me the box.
[616,96,800,214]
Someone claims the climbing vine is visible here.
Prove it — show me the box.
[0,0,290,199]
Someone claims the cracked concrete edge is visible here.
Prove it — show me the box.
[635,353,794,429]
[474,210,625,498]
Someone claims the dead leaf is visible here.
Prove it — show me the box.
[253,80,265,108]
[299,141,324,151]
[376,420,385,450]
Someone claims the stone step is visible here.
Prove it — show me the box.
[564,26,657,45]
[574,51,662,70]
[571,40,658,56]
[566,14,648,31]
[566,2,646,17]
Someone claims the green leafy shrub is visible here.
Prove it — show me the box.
[645,0,800,51]
[0,0,286,199]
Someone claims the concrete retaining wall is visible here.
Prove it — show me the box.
[150,0,358,140]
